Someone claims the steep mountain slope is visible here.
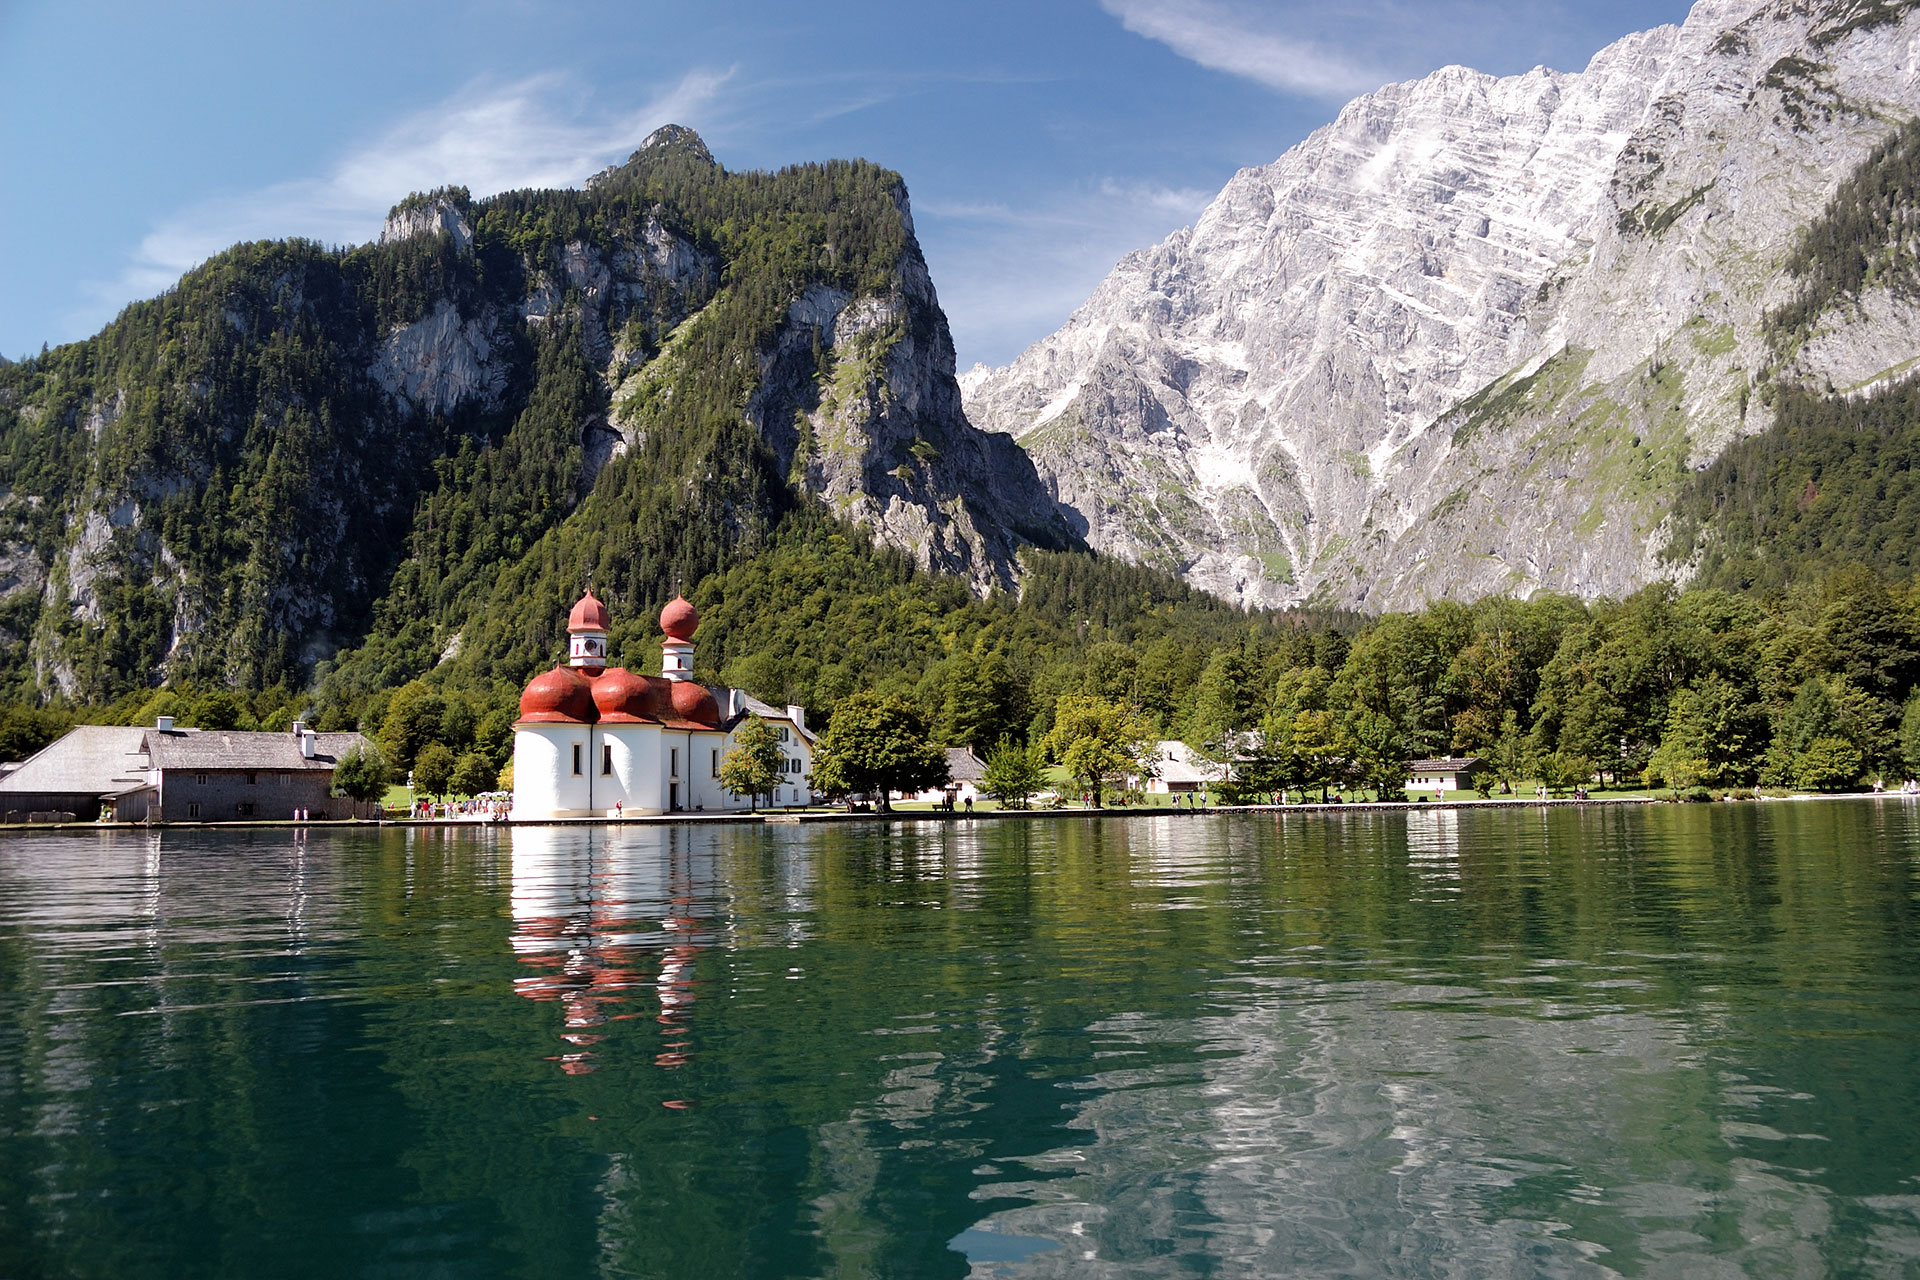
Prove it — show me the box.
[963,0,1920,611]
[0,127,1076,700]
[1666,114,1920,586]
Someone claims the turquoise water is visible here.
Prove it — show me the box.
[2,802,1919,1277]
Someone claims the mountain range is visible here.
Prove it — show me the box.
[962,0,1920,610]
[1,0,1917,705]
[0,129,1075,701]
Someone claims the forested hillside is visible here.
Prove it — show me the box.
[6,110,1920,805]
[0,126,1072,705]
[1670,115,1920,588]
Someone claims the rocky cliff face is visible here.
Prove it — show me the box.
[0,126,1074,698]
[730,217,1077,590]
[963,0,1920,610]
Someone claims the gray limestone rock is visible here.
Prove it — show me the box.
[963,0,1920,610]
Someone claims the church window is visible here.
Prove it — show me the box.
[187,802,200,818]
[711,749,718,777]
[602,743,613,776]
[670,748,679,778]
[571,744,582,776]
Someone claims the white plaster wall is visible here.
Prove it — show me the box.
[594,730,631,814]
[630,727,664,812]
[689,729,733,811]
[662,731,690,812]
[600,726,672,815]
[511,726,595,818]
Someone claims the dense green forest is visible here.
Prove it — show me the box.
[7,544,1918,801]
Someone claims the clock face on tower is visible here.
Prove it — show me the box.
[571,636,605,660]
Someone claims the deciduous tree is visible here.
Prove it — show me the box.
[1043,694,1155,807]
[332,743,391,806]
[981,737,1046,809]
[809,691,946,810]
[719,716,785,811]
[449,751,498,799]
[412,741,455,799]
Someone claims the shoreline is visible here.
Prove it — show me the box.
[2,788,1913,835]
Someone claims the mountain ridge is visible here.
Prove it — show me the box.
[962,0,1920,611]
[0,128,1078,701]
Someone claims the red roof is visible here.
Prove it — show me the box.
[660,595,699,641]
[669,680,719,727]
[591,669,668,724]
[568,591,610,633]
[518,666,596,724]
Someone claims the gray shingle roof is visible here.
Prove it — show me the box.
[143,730,370,772]
[1408,756,1482,773]
[945,747,986,783]
[0,725,153,795]
[1153,740,1228,785]
[735,694,815,742]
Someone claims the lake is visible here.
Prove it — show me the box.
[2,802,1919,1277]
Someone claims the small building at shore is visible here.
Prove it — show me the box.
[910,748,987,805]
[1145,740,1230,795]
[1406,756,1483,794]
[0,719,372,822]
[510,592,816,820]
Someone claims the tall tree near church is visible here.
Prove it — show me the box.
[719,717,785,812]
[808,692,947,811]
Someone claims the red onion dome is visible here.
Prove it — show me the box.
[590,668,657,723]
[568,591,611,633]
[518,666,596,724]
[660,595,699,641]
[638,675,673,719]
[669,680,719,727]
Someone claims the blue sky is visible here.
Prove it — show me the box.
[0,0,1694,369]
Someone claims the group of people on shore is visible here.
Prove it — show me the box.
[406,796,510,821]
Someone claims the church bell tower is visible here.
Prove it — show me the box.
[567,590,610,673]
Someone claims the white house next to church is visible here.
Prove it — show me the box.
[510,591,818,820]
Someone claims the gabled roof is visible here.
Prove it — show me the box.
[1408,756,1482,773]
[1154,740,1229,785]
[143,730,370,772]
[735,693,816,742]
[0,724,154,795]
[944,747,986,784]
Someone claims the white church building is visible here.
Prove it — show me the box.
[510,591,816,820]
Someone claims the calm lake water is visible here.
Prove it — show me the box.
[3,802,1919,1278]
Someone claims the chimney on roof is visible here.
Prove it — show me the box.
[300,729,316,760]
[787,704,807,736]
[156,715,174,732]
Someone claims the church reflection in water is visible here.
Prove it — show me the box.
[507,826,719,1085]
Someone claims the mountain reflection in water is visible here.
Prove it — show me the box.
[1,803,1918,1278]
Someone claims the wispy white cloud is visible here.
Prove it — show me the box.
[920,178,1213,369]
[75,67,731,328]
[1096,0,1619,99]
[1099,0,1388,98]
[1097,178,1215,216]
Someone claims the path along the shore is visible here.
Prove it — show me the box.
[8,788,1913,834]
